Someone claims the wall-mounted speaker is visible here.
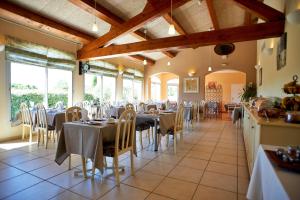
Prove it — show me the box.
[79,61,90,75]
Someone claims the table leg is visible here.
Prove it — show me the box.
[154,119,158,151]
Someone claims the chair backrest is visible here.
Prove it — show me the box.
[65,106,82,122]
[74,102,83,108]
[36,103,48,129]
[192,102,198,119]
[20,103,33,126]
[175,104,184,132]
[82,101,91,110]
[125,103,134,110]
[114,110,136,155]
[55,101,64,110]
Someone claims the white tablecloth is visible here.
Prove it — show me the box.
[247,145,300,200]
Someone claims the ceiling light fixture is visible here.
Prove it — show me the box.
[168,0,176,35]
[287,9,300,24]
[208,45,212,72]
[167,61,171,66]
[92,0,98,32]
[197,0,202,6]
[143,29,147,65]
[208,66,212,71]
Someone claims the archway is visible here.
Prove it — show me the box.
[148,72,179,102]
[205,69,246,112]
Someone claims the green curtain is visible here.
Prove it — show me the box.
[5,36,76,70]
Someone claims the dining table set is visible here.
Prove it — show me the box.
[54,108,177,176]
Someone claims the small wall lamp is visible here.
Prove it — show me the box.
[287,9,300,24]
[188,71,196,77]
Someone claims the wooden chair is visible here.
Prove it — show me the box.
[164,104,184,154]
[92,110,136,186]
[125,103,135,110]
[36,103,55,149]
[20,103,34,143]
[64,106,85,174]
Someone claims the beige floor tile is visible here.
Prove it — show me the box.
[168,166,204,183]
[179,157,208,170]
[192,146,215,153]
[48,169,86,189]
[214,148,237,156]
[51,190,89,200]
[99,184,149,200]
[5,181,64,200]
[119,157,151,170]
[154,177,197,200]
[30,163,69,179]
[238,194,247,200]
[191,149,213,159]
[0,150,26,160]
[210,154,237,165]
[2,153,38,165]
[238,178,249,194]
[216,143,237,150]
[153,154,183,165]
[30,148,56,157]
[102,166,134,182]
[193,185,237,200]
[238,166,249,179]
[123,170,164,191]
[0,162,9,170]
[200,171,237,192]
[238,157,247,167]
[146,193,173,200]
[137,150,160,160]
[70,178,116,199]
[206,161,237,176]
[0,167,24,182]
[142,161,174,176]
[15,157,52,172]
[0,173,42,199]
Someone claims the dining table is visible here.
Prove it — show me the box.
[247,145,300,200]
[55,120,123,174]
[32,108,66,133]
[136,111,176,151]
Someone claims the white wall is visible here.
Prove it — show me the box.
[257,0,300,97]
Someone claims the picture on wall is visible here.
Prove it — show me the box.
[183,77,199,93]
[259,67,262,86]
[277,32,287,70]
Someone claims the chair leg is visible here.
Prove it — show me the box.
[104,156,107,168]
[81,156,87,179]
[130,150,134,176]
[114,157,120,186]
[147,129,150,144]
[151,127,154,143]
[22,125,25,140]
[68,155,72,170]
[37,129,40,147]
[174,133,177,154]
[45,129,49,149]
[139,131,143,149]
[29,127,32,143]
[166,134,169,147]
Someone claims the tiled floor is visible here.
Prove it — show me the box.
[0,119,249,200]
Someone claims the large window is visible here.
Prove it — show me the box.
[48,68,72,108]
[151,76,161,101]
[133,80,143,101]
[84,73,116,103]
[167,79,179,101]
[10,62,72,120]
[123,78,133,101]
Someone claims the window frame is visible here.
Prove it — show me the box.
[8,61,73,122]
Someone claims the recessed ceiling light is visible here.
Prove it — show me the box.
[167,61,171,66]
[143,59,147,65]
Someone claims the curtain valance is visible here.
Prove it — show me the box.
[5,36,76,70]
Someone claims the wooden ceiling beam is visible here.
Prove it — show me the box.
[0,0,95,44]
[78,20,285,60]
[0,0,155,65]
[79,0,189,53]
[163,13,188,35]
[129,55,156,66]
[206,0,219,30]
[69,0,177,59]
[232,0,285,21]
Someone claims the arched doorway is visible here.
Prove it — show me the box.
[205,70,246,112]
[149,72,179,102]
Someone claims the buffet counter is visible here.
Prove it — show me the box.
[242,105,300,174]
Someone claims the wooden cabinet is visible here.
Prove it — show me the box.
[242,106,300,174]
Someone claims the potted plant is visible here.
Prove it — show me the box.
[240,82,257,102]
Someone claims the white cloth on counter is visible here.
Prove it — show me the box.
[247,145,300,200]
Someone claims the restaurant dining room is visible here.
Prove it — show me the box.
[0,0,299,199]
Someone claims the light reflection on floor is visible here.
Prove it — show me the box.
[0,141,37,150]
